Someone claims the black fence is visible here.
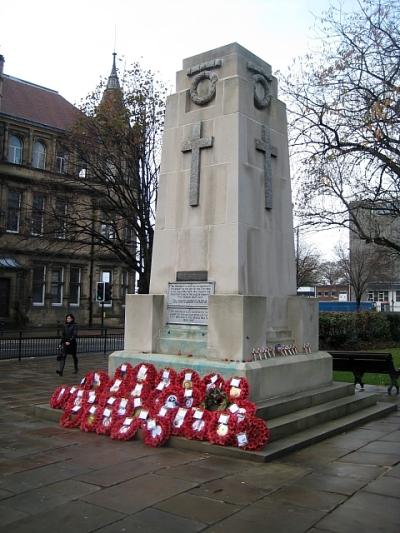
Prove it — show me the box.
[0,329,124,360]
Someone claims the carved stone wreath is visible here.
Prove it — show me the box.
[252,73,271,109]
[190,71,218,106]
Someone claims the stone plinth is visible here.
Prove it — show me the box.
[109,351,332,403]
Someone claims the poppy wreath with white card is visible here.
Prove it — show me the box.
[177,368,205,394]
[105,377,129,398]
[182,407,211,441]
[59,403,84,429]
[142,415,171,447]
[150,403,178,423]
[113,362,135,386]
[156,367,178,389]
[228,399,257,431]
[233,416,270,451]
[158,385,185,410]
[80,404,100,432]
[110,416,141,441]
[49,385,71,409]
[95,406,116,435]
[112,397,134,420]
[84,370,110,392]
[133,362,157,387]
[202,373,225,393]
[64,388,88,413]
[171,407,189,436]
[182,385,204,409]
[224,376,249,401]
[207,411,236,446]
[127,381,153,403]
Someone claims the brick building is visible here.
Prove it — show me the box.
[0,54,134,327]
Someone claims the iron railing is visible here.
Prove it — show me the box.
[0,329,124,360]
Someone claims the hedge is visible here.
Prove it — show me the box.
[319,311,397,349]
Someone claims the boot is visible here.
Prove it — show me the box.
[73,355,79,374]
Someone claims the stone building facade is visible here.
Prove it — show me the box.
[0,55,134,327]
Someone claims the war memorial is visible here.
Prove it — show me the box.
[110,42,329,402]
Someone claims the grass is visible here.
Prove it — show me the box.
[332,347,400,387]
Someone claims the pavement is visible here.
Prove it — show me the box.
[0,353,399,533]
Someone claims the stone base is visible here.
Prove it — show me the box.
[108,350,332,403]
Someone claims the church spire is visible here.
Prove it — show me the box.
[106,52,120,90]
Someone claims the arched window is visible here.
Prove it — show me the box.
[32,141,46,169]
[8,135,23,164]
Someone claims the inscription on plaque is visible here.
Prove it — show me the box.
[167,281,214,325]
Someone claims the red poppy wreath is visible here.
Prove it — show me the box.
[95,406,116,436]
[80,404,100,432]
[177,368,205,394]
[227,399,257,431]
[133,362,157,387]
[110,416,141,441]
[142,416,171,447]
[224,376,249,401]
[202,372,225,392]
[182,407,211,441]
[233,417,270,451]
[60,404,84,429]
[49,385,71,409]
[171,407,189,436]
[207,411,237,446]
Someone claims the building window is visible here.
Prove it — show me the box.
[51,267,64,305]
[396,291,400,302]
[32,265,46,305]
[368,290,389,302]
[31,194,45,235]
[6,190,21,233]
[54,198,67,239]
[8,135,23,164]
[100,221,115,240]
[56,152,68,174]
[32,141,46,169]
[70,267,81,306]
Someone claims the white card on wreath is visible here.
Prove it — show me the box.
[134,398,142,408]
[184,372,192,382]
[231,378,240,387]
[193,409,204,420]
[139,409,149,420]
[121,364,127,372]
[89,406,97,414]
[218,414,229,424]
[103,408,112,417]
[123,417,133,426]
[147,419,156,429]
[137,365,147,380]
[237,433,249,446]
[229,404,239,414]
[184,389,193,398]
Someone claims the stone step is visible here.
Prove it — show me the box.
[166,401,396,462]
[267,392,379,441]
[256,382,355,420]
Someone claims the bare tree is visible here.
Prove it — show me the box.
[281,0,400,254]
[59,60,167,293]
[319,260,347,285]
[335,242,393,309]
[295,231,322,287]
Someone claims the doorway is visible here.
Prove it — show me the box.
[0,278,11,317]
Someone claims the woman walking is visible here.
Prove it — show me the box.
[57,313,79,376]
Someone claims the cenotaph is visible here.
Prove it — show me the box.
[110,43,332,402]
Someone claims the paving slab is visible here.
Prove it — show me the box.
[95,508,206,533]
[82,473,198,514]
[0,504,29,528]
[189,477,267,505]
[386,463,400,478]
[315,491,400,533]
[256,484,346,512]
[358,440,400,455]
[0,500,123,533]
[155,492,241,524]
[202,500,325,533]
[155,462,229,483]
[221,462,312,490]
[378,429,400,442]
[363,476,400,498]
[290,471,368,496]
[316,461,385,481]
[3,479,101,515]
[337,450,400,466]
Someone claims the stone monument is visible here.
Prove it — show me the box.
[110,43,332,402]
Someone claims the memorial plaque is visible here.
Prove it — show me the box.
[167,282,214,308]
[167,281,214,325]
[176,270,208,281]
[167,307,208,325]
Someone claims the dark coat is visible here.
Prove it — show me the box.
[61,323,78,355]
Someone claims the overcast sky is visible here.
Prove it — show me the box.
[1,0,359,258]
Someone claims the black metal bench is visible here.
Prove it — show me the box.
[329,351,400,395]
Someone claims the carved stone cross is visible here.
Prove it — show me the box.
[181,122,214,207]
[255,125,277,210]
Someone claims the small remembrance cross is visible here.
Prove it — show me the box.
[255,125,277,209]
[181,122,213,207]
